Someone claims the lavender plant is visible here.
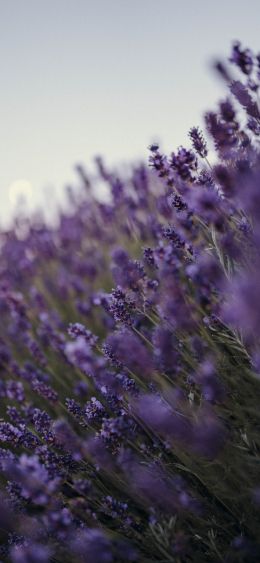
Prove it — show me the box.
[0,41,260,562]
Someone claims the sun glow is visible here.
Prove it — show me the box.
[8,179,33,205]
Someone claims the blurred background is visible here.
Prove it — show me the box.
[0,0,259,225]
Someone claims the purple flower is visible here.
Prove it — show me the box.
[85,397,105,421]
[152,326,179,374]
[219,98,236,122]
[10,543,51,563]
[191,408,226,459]
[170,147,198,181]
[65,337,97,375]
[71,528,113,563]
[6,381,25,403]
[68,323,98,346]
[205,111,238,157]
[111,255,145,292]
[104,329,153,378]
[73,380,89,396]
[195,360,226,403]
[135,393,192,445]
[189,127,208,158]
[53,419,83,460]
[4,454,60,506]
[0,422,23,445]
[108,287,136,325]
[148,146,170,178]
[44,507,73,540]
[230,41,254,75]
[230,80,260,119]
[31,379,58,404]
[222,271,260,341]
[247,116,260,135]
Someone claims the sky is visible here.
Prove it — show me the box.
[0,0,259,224]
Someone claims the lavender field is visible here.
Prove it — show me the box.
[0,42,260,562]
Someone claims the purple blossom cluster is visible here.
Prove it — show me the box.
[0,42,260,562]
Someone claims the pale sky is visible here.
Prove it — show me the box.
[0,0,259,224]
